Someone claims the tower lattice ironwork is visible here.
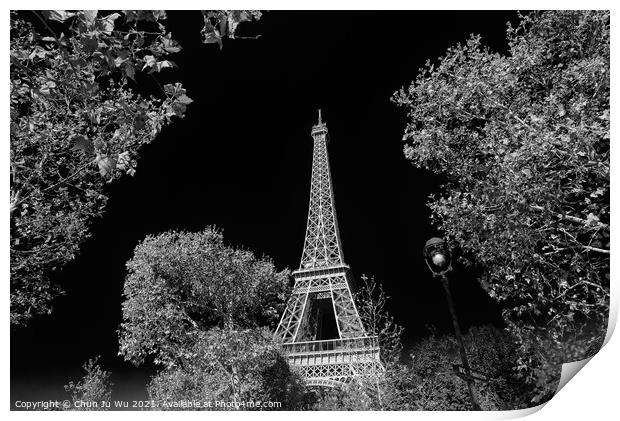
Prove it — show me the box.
[275,110,383,388]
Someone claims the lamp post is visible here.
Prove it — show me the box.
[423,237,481,411]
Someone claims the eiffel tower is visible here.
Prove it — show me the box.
[275,110,383,388]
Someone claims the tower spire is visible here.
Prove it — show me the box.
[300,111,343,269]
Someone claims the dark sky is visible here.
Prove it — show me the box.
[11,10,520,406]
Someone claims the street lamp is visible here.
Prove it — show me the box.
[423,237,481,411]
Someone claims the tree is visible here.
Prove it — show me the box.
[64,357,113,411]
[10,10,261,326]
[381,326,538,410]
[307,381,377,411]
[393,11,609,402]
[355,275,404,367]
[119,227,303,408]
[310,325,535,411]
[147,328,305,410]
[119,227,290,367]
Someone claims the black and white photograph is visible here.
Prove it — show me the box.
[7,4,613,414]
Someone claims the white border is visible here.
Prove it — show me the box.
[4,2,618,420]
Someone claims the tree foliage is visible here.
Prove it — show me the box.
[10,10,261,326]
[393,11,609,401]
[119,227,302,408]
[355,275,404,367]
[308,381,377,411]
[200,10,262,48]
[381,326,539,410]
[311,326,536,410]
[64,357,113,410]
[119,227,290,368]
[147,328,305,410]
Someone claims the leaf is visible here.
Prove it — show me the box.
[38,80,56,95]
[219,15,228,38]
[114,50,130,67]
[42,10,75,23]
[79,10,98,30]
[227,11,254,38]
[123,10,138,22]
[161,34,182,53]
[151,10,167,21]
[153,60,175,73]
[201,14,223,49]
[590,187,606,198]
[168,102,187,118]
[95,154,116,177]
[28,46,51,60]
[142,55,157,71]
[176,94,193,105]
[123,63,135,81]
[116,151,131,171]
[585,213,600,226]
[202,30,222,49]
[163,83,184,96]
[71,135,94,154]
[96,13,121,34]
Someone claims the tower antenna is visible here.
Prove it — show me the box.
[318,108,322,124]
